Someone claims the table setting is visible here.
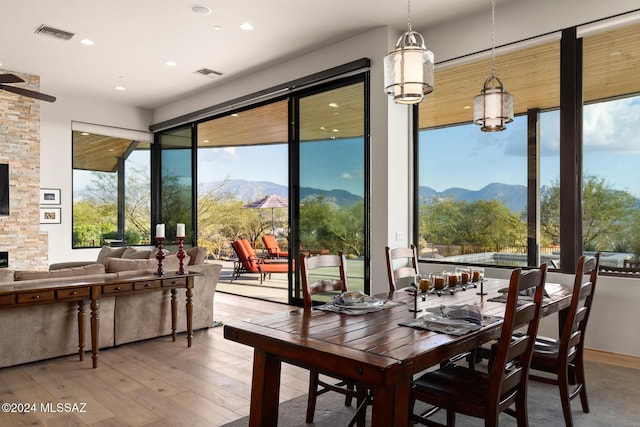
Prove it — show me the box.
[316,290,405,315]
[400,303,502,336]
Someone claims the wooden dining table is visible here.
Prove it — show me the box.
[223,277,573,426]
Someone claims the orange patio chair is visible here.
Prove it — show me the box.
[262,234,289,258]
[231,239,290,284]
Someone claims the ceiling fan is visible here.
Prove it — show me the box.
[0,73,56,102]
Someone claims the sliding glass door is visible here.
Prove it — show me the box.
[292,78,368,304]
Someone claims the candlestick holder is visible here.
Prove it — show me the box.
[176,236,188,275]
[155,237,166,276]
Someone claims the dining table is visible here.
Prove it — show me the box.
[223,276,573,426]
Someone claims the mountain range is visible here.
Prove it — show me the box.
[199,179,535,212]
[199,179,363,207]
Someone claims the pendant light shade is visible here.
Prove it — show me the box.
[384,31,434,104]
[474,0,513,132]
[473,75,513,132]
[384,0,434,105]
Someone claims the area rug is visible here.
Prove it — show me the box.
[221,361,640,426]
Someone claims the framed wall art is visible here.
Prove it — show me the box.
[40,188,61,205]
[40,207,61,224]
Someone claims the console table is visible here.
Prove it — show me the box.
[0,272,200,368]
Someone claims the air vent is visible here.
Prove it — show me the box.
[194,68,223,78]
[34,25,75,41]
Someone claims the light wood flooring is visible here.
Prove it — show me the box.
[0,293,307,427]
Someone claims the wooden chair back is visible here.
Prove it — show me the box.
[488,264,547,413]
[385,245,419,291]
[299,252,348,310]
[560,253,600,362]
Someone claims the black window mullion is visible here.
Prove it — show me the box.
[559,27,583,273]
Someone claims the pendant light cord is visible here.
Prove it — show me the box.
[490,0,497,78]
[407,0,413,32]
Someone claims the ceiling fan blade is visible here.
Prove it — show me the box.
[0,85,56,102]
[0,74,24,84]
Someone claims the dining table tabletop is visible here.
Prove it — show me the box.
[223,276,573,427]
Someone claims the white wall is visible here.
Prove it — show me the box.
[40,94,151,264]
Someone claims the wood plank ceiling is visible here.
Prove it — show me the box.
[74,22,640,172]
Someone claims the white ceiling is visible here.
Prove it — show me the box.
[0,0,492,110]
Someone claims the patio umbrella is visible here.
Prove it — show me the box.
[243,194,288,234]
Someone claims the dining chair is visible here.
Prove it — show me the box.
[385,244,419,291]
[527,253,600,427]
[299,251,367,426]
[409,264,548,426]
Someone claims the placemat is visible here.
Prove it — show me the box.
[316,299,405,315]
[400,310,502,336]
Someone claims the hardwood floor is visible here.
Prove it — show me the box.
[0,293,308,427]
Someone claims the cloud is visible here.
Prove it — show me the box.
[199,147,237,163]
[584,98,640,153]
[340,172,353,180]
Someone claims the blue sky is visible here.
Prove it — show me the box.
[197,138,365,197]
[420,96,640,197]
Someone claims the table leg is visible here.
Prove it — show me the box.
[171,288,178,341]
[90,298,100,369]
[248,350,281,427]
[77,300,85,361]
[371,385,397,426]
[186,288,193,347]
[391,380,412,427]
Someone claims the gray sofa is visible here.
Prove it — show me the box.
[0,246,221,368]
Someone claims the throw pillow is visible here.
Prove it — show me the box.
[122,247,152,259]
[0,269,15,282]
[15,264,106,281]
[186,246,206,265]
[103,255,190,273]
[96,246,128,264]
[148,249,172,259]
[163,254,191,270]
[103,257,155,273]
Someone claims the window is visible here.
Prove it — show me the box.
[72,124,151,248]
[580,19,640,265]
[417,38,559,267]
[195,100,289,259]
[416,14,640,274]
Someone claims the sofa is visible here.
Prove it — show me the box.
[0,246,221,368]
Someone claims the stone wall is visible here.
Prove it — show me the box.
[0,69,48,270]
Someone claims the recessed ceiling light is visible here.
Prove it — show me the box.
[213,25,222,31]
[81,132,90,136]
[328,102,339,108]
[80,39,94,46]
[115,86,125,91]
[240,22,254,31]
[166,61,177,67]
[463,105,471,109]
[610,50,622,56]
[332,129,339,133]
[191,4,211,15]
[231,113,239,117]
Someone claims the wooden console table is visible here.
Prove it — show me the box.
[0,272,200,368]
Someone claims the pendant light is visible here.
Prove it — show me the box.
[384,0,434,104]
[473,0,513,131]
